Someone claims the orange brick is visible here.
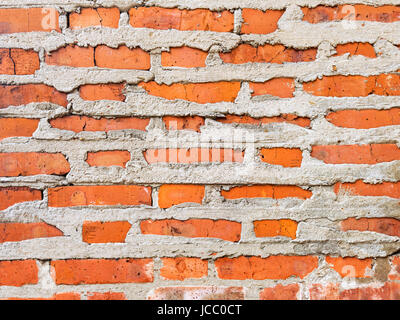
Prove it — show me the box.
[215,256,318,280]
[302,5,400,23]
[82,221,132,243]
[161,258,208,280]
[0,84,68,109]
[6,293,81,300]
[95,45,150,70]
[138,81,241,104]
[158,184,205,208]
[144,148,244,164]
[148,287,244,300]
[69,8,120,29]
[0,187,42,211]
[341,217,400,238]
[79,83,125,101]
[0,222,63,243]
[250,79,295,98]
[0,49,40,75]
[0,152,70,177]
[220,44,317,64]
[129,7,234,32]
[241,9,284,34]
[254,220,298,239]
[140,219,241,242]
[86,151,131,168]
[45,45,95,67]
[217,114,311,128]
[326,108,400,129]
[334,43,376,58]
[221,185,312,200]
[162,47,208,68]
[0,260,38,286]
[0,118,39,140]
[0,8,60,33]
[334,180,400,198]
[51,259,153,284]
[48,185,152,207]
[260,148,302,167]
[326,257,373,278]
[163,116,205,132]
[260,284,299,300]
[389,257,400,281]
[303,74,400,97]
[87,292,126,300]
[50,116,150,132]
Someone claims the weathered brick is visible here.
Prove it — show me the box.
[325,257,373,278]
[0,49,40,74]
[254,220,298,239]
[51,259,153,284]
[260,284,299,300]
[158,184,205,209]
[0,118,39,140]
[221,185,312,200]
[334,43,376,58]
[95,45,150,70]
[250,78,295,98]
[388,257,400,280]
[45,45,95,68]
[140,219,241,242]
[87,292,126,300]
[48,185,152,207]
[217,114,311,127]
[82,221,132,243]
[160,258,208,280]
[0,152,70,177]
[215,256,318,280]
[138,81,241,104]
[241,9,284,34]
[334,181,400,198]
[86,151,131,168]
[69,8,120,29]
[163,116,205,132]
[341,217,400,238]
[0,260,38,286]
[79,83,125,101]
[129,7,234,32]
[147,287,244,300]
[0,222,63,243]
[260,148,302,167]
[0,187,42,211]
[162,47,208,68]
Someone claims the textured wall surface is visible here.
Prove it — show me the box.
[0,0,399,300]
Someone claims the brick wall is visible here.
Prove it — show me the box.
[0,0,399,300]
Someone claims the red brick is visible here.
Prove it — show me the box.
[0,8,60,33]
[79,84,125,101]
[95,45,150,70]
[138,81,241,104]
[260,284,299,300]
[69,8,120,29]
[160,258,208,280]
[0,187,42,211]
[217,114,311,128]
[82,221,132,243]
[86,151,131,168]
[311,144,400,164]
[0,49,39,75]
[0,222,63,243]
[129,7,234,32]
[302,5,400,23]
[140,219,241,242]
[0,260,38,286]
[144,148,244,164]
[0,152,70,177]
[87,292,126,300]
[221,185,312,200]
[326,257,373,278]
[51,259,153,284]
[250,79,295,98]
[254,220,298,239]
[388,257,400,281]
[303,74,400,97]
[334,43,376,58]
[158,184,205,208]
[241,9,284,34]
[6,293,81,300]
[48,185,152,207]
[148,287,244,300]
[326,108,400,129]
[0,118,39,140]
[334,180,400,199]
[45,45,95,67]
[162,47,208,68]
[163,116,205,132]
[341,217,400,238]
[220,44,317,64]
[260,148,302,167]
[50,116,150,133]
[215,256,318,280]
[0,84,68,109]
